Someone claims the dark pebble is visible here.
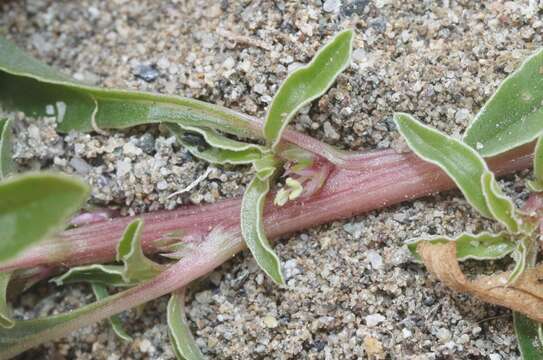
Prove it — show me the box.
[134,64,160,82]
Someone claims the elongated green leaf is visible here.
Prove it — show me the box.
[394,113,492,218]
[240,176,285,285]
[528,136,543,192]
[0,172,89,262]
[91,283,132,342]
[263,29,353,148]
[464,48,543,157]
[406,232,515,262]
[166,124,263,165]
[0,272,13,329]
[0,119,13,178]
[116,219,162,283]
[514,312,543,359]
[510,240,528,284]
[481,171,520,233]
[167,289,204,360]
[51,264,129,288]
[0,36,258,139]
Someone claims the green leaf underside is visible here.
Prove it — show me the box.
[91,283,132,342]
[528,136,543,191]
[406,232,515,262]
[116,219,162,283]
[167,124,263,165]
[464,48,543,157]
[0,118,13,179]
[0,37,258,139]
[514,312,543,359]
[51,264,130,288]
[240,176,285,285]
[0,172,89,262]
[167,289,205,360]
[394,113,492,218]
[263,29,353,148]
[481,171,520,233]
[0,272,13,328]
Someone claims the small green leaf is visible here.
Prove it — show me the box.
[481,171,520,233]
[0,119,13,179]
[509,240,528,284]
[91,283,132,342]
[167,124,263,165]
[0,272,14,329]
[464,48,543,157]
[263,29,353,148]
[167,289,204,360]
[528,136,543,192]
[514,312,543,359]
[116,219,162,283]
[406,232,515,262]
[240,176,285,285]
[0,172,89,262]
[253,154,279,181]
[394,113,492,218]
[51,264,130,288]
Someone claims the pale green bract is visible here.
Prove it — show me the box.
[0,272,13,329]
[528,136,543,192]
[263,29,353,148]
[166,123,263,165]
[240,176,285,285]
[167,289,205,360]
[91,283,132,342]
[463,48,543,157]
[394,113,493,218]
[51,264,129,288]
[0,118,13,179]
[406,232,515,263]
[116,219,163,283]
[0,172,89,262]
[481,171,520,233]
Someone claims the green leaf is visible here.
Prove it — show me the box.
[0,272,13,329]
[116,219,162,283]
[0,118,13,179]
[263,29,353,148]
[406,232,515,262]
[0,172,89,262]
[464,48,543,157]
[481,171,520,233]
[528,136,543,192]
[514,312,543,359]
[91,283,132,342]
[394,113,492,218]
[167,289,204,360]
[509,240,528,284]
[51,264,130,288]
[253,154,279,181]
[167,124,263,165]
[0,36,259,139]
[240,176,285,285]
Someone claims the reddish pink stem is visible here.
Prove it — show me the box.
[0,144,534,273]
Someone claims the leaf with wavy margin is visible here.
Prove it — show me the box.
[264,30,353,148]
[167,289,204,360]
[0,119,13,178]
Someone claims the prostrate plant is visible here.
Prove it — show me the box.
[395,46,543,358]
[0,30,541,359]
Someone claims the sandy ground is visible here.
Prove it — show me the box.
[2,0,541,359]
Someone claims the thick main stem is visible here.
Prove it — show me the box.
[1,144,534,273]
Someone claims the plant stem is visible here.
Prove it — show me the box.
[0,143,534,273]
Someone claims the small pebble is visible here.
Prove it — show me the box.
[134,64,160,82]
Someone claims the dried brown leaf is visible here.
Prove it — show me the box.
[418,242,543,322]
